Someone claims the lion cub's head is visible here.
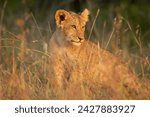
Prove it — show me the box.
[55,9,89,46]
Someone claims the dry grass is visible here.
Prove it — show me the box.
[0,7,150,100]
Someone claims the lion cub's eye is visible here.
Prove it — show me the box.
[71,25,77,29]
[82,26,85,29]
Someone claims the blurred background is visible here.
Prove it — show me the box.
[0,0,150,44]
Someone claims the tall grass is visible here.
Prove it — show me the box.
[0,1,150,99]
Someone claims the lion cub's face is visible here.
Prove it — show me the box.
[55,9,89,46]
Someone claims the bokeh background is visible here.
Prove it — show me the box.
[1,0,150,44]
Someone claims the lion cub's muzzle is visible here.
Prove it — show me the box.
[78,37,84,42]
[71,37,84,46]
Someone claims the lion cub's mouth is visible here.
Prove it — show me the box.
[71,39,84,46]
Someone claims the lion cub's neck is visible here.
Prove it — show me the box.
[51,28,65,46]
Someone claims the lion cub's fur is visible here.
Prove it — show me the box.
[49,9,142,99]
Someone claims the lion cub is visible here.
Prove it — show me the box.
[49,9,140,99]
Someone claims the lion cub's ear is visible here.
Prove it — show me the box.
[80,9,90,23]
[55,9,70,28]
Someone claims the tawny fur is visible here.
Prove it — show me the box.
[49,9,142,99]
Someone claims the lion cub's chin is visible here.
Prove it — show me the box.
[71,42,82,46]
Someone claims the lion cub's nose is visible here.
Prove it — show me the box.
[78,37,84,41]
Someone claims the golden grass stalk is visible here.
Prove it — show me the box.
[88,9,100,39]
[0,0,7,50]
